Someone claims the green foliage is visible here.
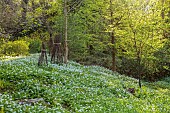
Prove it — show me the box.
[29,39,42,53]
[1,40,29,56]
[0,49,3,57]
[0,54,170,112]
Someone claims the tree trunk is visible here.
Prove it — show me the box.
[133,31,142,88]
[110,0,116,71]
[111,32,116,71]
[137,55,142,88]
[64,0,68,63]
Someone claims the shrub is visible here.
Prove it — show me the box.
[0,48,4,57]
[117,56,170,81]
[1,40,29,56]
[29,39,42,53]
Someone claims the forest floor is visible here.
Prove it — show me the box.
[0,54,170,113]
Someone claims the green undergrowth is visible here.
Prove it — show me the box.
[0,54,170,113]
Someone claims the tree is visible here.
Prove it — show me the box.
[103,0,128,71]
[0,0,60,40]
[116,0,167,81]
[63,0,85,63]
[64,0,68,63]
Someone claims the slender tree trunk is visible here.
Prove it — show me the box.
[110,0,116,71]
[133,31,142,88]
[137,53,142,88]
[64,0,68,63]
[111,32,116,71]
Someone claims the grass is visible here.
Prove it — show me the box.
[0,54,170,113]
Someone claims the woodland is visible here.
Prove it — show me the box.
[0,0,170,80]
[0,0,170,112]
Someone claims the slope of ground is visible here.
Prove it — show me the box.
[0,54,170,113]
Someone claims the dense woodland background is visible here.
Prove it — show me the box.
[0,0,169,81]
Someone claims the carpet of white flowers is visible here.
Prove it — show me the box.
[0,54,170,113]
